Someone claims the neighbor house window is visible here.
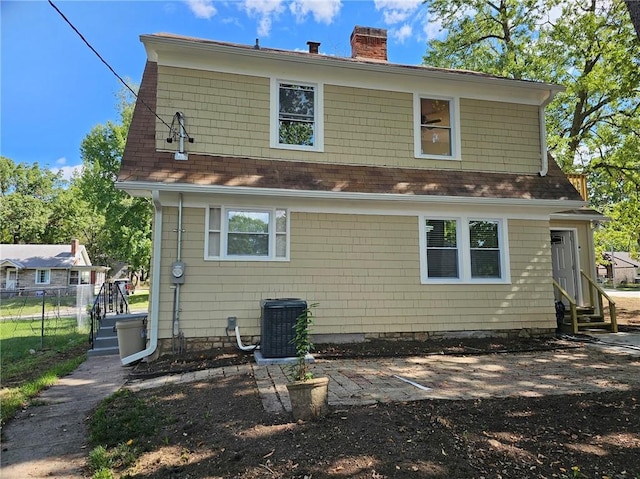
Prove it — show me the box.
[206,207,289,260]
[414,95,460,160]
[420,216,508,283]
[36,269,50,285]
[271,79,323,151]
[69,270,91,285]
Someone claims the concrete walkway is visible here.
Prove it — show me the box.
[1,355,127,479]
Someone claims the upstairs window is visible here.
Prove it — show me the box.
[271,79,323,151]
[206,207,289,261]
[415,95,460,160]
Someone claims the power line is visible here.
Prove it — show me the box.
[47,0,174,132]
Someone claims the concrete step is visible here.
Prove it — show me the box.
[94,336,118,349]
[87,346,119,357]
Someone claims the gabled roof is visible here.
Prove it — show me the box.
[0,244,91,269]
[602,252,640,268]
[118,61,583,204]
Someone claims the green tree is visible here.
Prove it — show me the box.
[0,158,68,244]
[76,89,152,278]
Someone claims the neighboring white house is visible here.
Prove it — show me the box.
[0,240,107,295]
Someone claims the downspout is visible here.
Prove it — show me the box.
[172,193,184,353]
[121,190,163,365]
[538,90,556,177]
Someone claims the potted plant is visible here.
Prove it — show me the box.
[285,303,329,421]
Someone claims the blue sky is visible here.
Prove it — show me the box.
[1,0,442,179]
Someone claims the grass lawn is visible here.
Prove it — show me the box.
[0,294,77,318]
[0,316,88,424]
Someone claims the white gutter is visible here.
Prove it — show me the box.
[115,181,586,210]
[121,190,162,365]
[538,90,557,177]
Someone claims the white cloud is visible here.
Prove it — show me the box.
[242,0,285,36]
[55,157,67,166]
[51,164,83,182]
[391,23,412,43]
[374,0,422,25]
[423,14,443,41]
[289,0,342,24]
[184,0,217,19]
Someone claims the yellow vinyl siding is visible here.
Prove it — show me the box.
[154,66,542,174]
[155,209,555,341]
[460,100,540,174]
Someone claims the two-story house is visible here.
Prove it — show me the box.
[117,26,610,364]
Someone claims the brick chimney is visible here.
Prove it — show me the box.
[350,26,387,62]
[71,239,79,256]
[307,41,320,54]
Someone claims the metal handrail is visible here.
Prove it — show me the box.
[89,282,131,348]
[552,279,578,334]
[89,283,107,348]
[580,270,618,333]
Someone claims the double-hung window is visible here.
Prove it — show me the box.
[36,269,50,285]
[420,217,508,283]
[271,79,323,151]
[69,270,90,285]
[414,95,460,160]
[206,207,288,260]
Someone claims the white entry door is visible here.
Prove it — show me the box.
[551,230,578,304]
[6,269,17,290]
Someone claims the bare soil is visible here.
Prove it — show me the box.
[121,327,640,479]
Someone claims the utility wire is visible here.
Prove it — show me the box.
[48,0,174,132]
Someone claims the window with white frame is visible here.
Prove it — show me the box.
[69,270,91,285]
[415,95,460,159]
[35,269,50,285]
[271,80,322,151]
[206,207,288,260]
[425,219,459,278]
[421,216,508,283]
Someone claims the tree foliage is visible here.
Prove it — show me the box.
[0,157,84,244]
[423,0,640,256]
[1,88,153,277]
[76,89,152,277]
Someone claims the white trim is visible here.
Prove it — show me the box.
[413,94,461,160]
[419,215,510,284]
[270,78,324,152]
[116,180,587,211]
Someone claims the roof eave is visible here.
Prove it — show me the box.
[116,180,586,210]
[140,34,565,99]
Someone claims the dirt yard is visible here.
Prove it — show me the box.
[118,324,640,479]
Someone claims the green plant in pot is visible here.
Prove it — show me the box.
[286,303,329,421]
